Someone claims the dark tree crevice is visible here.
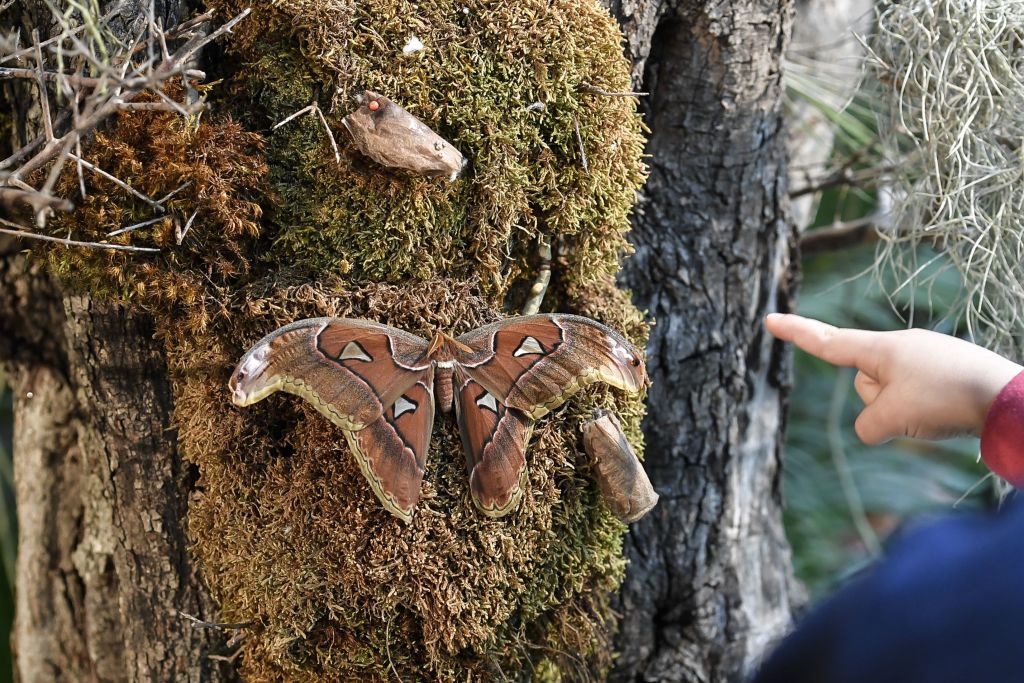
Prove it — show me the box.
[609,1,799,680]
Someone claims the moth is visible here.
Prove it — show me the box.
[229,314,647,522]
[582,410,659,523]
[342,90,467,181]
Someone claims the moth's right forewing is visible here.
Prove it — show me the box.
[230,318,431,430]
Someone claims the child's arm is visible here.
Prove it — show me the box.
[766,313,1024,481]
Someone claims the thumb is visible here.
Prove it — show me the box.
[853,391,901,445]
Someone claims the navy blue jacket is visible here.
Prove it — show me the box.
[753,500,1024,683]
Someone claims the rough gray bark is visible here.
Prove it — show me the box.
[607,1,801,680]
[0,245,233,683]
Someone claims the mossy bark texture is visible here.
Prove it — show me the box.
[0,0,798,680]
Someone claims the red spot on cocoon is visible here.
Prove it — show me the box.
[368,100,380,111]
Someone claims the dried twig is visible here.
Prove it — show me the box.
[0,219,161,253]
[274,100,341,165]
[0,188,73,213]
[69,153,163,211]
[175,209,198,244]
[107,215,166,237]
[800,215,878,255]
[156,180,192,204]
[521,236,552,315]
[272,103,316,130]
[178,611,252,631]
[32,31,55,142]
[0,6,251,224]
[313,103,341,165]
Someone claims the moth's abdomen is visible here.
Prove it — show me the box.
[435,364,454,413]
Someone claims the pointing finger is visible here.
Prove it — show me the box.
[765,313,880,371]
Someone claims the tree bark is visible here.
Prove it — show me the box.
[2,0,801,680]
[0,244,234,683]
[2,1,234,680]
[606,1,801,680]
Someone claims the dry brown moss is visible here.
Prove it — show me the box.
[40,0,648,679]
[177,278,643,680]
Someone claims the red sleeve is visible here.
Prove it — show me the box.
[980,370,1024,485]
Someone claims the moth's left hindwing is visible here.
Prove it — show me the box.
[344,370,435,523]
[454,372,534,517]
[454,314,647,419]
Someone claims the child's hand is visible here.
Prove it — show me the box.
[766,313,1023,444]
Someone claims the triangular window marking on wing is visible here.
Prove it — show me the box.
[393,395,417,418]
[512,336,545,357]
[339,340,373,362]
[475,391,499,413]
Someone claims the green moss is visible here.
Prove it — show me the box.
[213,0,645,291]
[40,0,648,678]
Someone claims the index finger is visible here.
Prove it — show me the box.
[765,313,880,371]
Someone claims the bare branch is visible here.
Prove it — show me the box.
[156,181,192,205]
[0,188,73,213]
[273,103,316,130]
[178,611,252,631]
[0,67,116,88]
[799,215,878,255]
[176,209,198,244]
[69,154,164,211]
[107,215,166,237]
[32,31,54,142]
[0,220,160,253]
[0,111,70,171]
[313,103,342,165]
[274,100,341,165]
[0,7,251,219]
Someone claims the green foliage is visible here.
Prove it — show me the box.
[785,245,996,597]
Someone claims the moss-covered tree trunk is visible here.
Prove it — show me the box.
[0,0,798,680]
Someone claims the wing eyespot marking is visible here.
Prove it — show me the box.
[339,341,373,362]
[512,336,545,357]
[475,391,499,413]
[393,395,418,418]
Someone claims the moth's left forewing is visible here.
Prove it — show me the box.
[454,314,647,419]
[344,370,436,523]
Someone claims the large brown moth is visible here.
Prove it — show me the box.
[582,410,659,523]
[342,90,467,181]
[229,314,647,522]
